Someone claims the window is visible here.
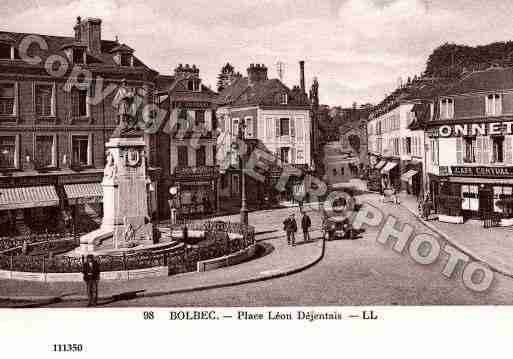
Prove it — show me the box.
[440,98,454,119]
[340,167,345,176]
[492,136,504,163]
[71,88,88,117]
[430,138,439,165]
[279,118,290,136]
[279,93,288,105]
[232,119,239,136]
[212,145,217,165]
[34,135,56,168]
[187,80,194,91]
[194,79,201,92]
[0,43,12,59]
[73,48,85,64]
[195,110,205,127]
[493,186,513,214]
[0,136,16,169]
[244,117,253,137]
[196,146,206,167]
[405,137,412,155]
[461,185,479,211]
[464,137,476,163]
[120,53,132,67]
[280,147,290,163]
[333,168,337,176]
[177,146,188,167]
[0,83,15,116]
[486,94,502,116]
[71,135,91,166]
[35,84,54,117]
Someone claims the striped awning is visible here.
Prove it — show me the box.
[0,186,59,210]
[401,170,419,181]
[381,162,398,174]
[64,183,103,205]
[374,160,387,169]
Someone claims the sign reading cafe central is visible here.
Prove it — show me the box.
[431,122,513,137]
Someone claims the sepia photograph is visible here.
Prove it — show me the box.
[2,0,513,355]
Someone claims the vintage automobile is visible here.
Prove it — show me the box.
[322,214,354,240]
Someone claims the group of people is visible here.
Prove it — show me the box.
[282,211,312,246]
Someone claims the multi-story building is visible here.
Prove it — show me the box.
[216,62,312,204]
[426,66,513,225]
[0,17,158,236]
[367,90,428,195]
[155,64,219,219]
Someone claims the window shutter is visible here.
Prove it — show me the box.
[291,118,296,137]
[275,118,280,137]
[506,136,513,164]
[476,137,482,163]
[456,137,463,164]
[186,110,195,130]
[291,148,296,164]
[205,110,212,131]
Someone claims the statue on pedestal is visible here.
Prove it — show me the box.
[112,79,144,138]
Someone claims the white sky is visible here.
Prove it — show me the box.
[2,0,513,106]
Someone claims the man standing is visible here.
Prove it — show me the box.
[283,213,298,246]
[82,255,100,307]
[301,211,312,242]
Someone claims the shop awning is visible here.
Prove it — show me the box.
[64,183,103,205]
[381,162,398,174]
[374,160,387,169]
[401,170,419,181]
[0,186,59,210]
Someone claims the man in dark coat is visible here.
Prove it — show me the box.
[283,213,298,246]
[301,212,312,242]
[82,254,100,307]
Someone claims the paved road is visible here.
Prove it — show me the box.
[47,194,513,306]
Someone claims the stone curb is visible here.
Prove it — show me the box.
[1,238,326,305]
[401,203,513,278]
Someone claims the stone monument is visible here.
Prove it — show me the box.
[78,80,153,253]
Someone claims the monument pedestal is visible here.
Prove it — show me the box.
[77,136,153,254]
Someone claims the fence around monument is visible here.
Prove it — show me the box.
[0,221,255,276]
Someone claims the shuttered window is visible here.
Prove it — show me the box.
[71,88,87,117]
[35,135,55,168]
[35,84,54,117]
[0,136,16,168]
[0,83,15,116]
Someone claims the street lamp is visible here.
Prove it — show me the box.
[169,186,179,226]
[238,119,248,226]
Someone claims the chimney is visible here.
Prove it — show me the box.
[247,63,268,84]
[73,17,82,41]
[299,60,305,93]
[79,17,102,54]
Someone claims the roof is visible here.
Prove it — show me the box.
[156,73,218,102]
[216,77,310,107]
[0,30,153,71]
[448,66,513,95]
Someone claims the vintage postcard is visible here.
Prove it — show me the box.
[1,0,513,356]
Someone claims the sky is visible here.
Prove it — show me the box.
[2,0,513,106]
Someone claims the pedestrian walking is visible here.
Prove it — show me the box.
[301,211,312,242]
[283,213,298,246]
[82,254,100,307]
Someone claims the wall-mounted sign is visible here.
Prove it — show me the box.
[431,122,513,137]
[451,166,513,178]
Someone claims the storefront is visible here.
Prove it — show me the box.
[430,166,513,225]
[173,166,220,218]
[380,160,400,190]
[63,182,103,234]
[367,156,386,192]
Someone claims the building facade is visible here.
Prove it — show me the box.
[426,66,513,225]
[0,17,158,236]
[156,64,219,219]
[216,63,312,204]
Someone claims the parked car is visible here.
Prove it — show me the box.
[322,214,354,240]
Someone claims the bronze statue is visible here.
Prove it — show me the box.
[112,79,144,137]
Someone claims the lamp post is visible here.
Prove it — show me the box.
[169,186,179,226]
[238,119,248,226]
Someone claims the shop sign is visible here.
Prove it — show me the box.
[432,122,513,137]
[177,101,211,109]
[451,166,513,178]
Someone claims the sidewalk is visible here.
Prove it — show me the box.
[398,192,513,276]
[0,207,325,305]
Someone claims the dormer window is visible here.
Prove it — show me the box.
[73,47,85,64]
[440,98,454,119]
[486,93,502,116]
[280,93,288,105]
[120,53,132,67]
[187,79,201,92]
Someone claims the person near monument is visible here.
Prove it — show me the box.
[82,254,100,307]
[283,213,298,246]
[301,211,312,242]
